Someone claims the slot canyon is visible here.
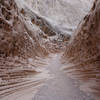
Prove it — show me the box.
[0,0,100,100]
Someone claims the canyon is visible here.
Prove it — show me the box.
[0,0,100,100]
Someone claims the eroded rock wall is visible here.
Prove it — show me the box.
[0,0,48,58]
[0,0,48,98]
[64,0,100,98]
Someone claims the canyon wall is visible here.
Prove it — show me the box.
[0,0,48,58]
[24,0,92,35]
[64,0,100,98]
[0,0,48,98]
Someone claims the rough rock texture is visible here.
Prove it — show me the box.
[0,0,48,58]
[0,0,48,98]
[24,0,92,34]
[15,0,70,54]
[64,0,100,98]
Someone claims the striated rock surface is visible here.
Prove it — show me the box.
[63,0,100,99]
[0,0,49,99]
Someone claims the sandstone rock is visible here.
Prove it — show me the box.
[64,0,100,98]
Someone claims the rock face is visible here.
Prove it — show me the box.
[24,0,92,35]
[0,0,48,98]
[0,0,48,58]
[64,0,100,98]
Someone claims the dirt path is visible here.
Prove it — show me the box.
[1,54,94,100]
[33,54,93,100]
